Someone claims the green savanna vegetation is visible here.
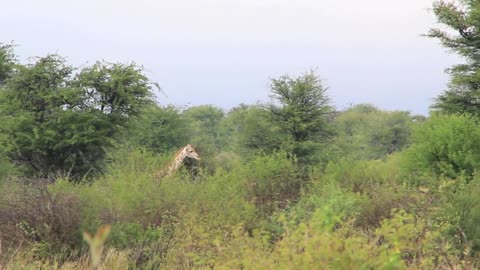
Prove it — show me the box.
[3,1,480,269]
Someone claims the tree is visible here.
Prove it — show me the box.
[182,105,225,154]
[428,0,480,115]
[268,71,334,164]
[0,43,16,86]
[0,44,18,179]
[220,104,284,155]
[334,104,413,160]
[126,104,190,153]
[0,54,156,181]
[74,61,156,124]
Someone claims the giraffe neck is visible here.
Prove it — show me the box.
[155,145,200,180]
[164,147,188,177]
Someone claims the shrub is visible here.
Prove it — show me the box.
[243,151,304,215]
[435,174,480,253]
[288,182,360,226]
[0,179,83,258]
[354,185,420,229]
[323,155,401,193]
[402,114,480,181]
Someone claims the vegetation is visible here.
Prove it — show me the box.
[2,1,480,269]
[428,0,480,116]
[268,71,334,165]
[0,53,156,181]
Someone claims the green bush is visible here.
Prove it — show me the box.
[290,182,360,225]
[323,155,401,193]
[334,104,413,160]
[243,151,304,215]
[435,174,480,253]
[402,114,480,181]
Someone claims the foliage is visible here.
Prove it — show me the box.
[428,0,480,116]
[334,104,414,159]
[2,141,480,269]
[74,61,156,123]
[220,104,284,156]
[243,151,303,215]
[2,40,480,269]
[268,71,334,164]
[324,155,401,192]
[182,105,224,153]
[213,207,466,270]
[0,53,156,180]
[402,113,480,180]
[436,174,480,253]
[0,55,99,179]
[181,105,225,172]
[126,104,190,153]
[0,180,83,258]
[0,43,16,86]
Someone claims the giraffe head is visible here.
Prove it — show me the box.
[183,144,201,161]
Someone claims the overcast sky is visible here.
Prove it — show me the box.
[2,0,460,115]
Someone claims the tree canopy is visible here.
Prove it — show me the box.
[0,44,16,86]
[429,0,480,115]
[0,53,157,180]
[268,71,334,164]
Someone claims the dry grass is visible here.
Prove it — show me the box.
[1,248,130,270]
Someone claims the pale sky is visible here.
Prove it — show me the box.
[2,0,460,115]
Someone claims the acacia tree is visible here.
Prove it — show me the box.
[428,0,480,115]
[268,71,334,164]
[74,61,156,124]
[0,53,156,181]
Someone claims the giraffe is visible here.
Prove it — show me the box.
[155,144,201,179]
